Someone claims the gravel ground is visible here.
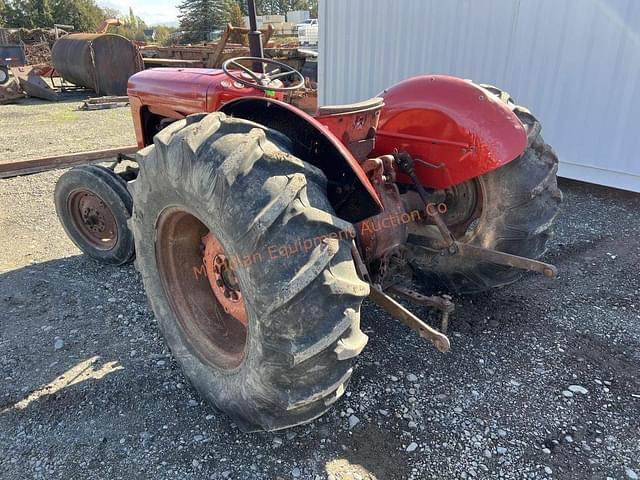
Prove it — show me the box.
[0,114,639,479]
[0,93,135,162]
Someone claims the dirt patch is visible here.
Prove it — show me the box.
[0,92,135,165]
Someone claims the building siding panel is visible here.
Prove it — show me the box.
[319,0,640,192]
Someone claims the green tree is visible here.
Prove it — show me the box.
[111,10,151,42]
[178,0,227,42]
[31,0,53,26]
[307,0,316,17]
[1,0,106,30]
[279,0,309,15]
[50,0,105,31]
[2,0,53,28]
[2,0,29,27]
[3,0,31,27]
[153,24,179,45]
[239,0,315,17]
[127,6,137,28]
[101,6,120,19]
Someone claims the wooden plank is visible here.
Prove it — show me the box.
[143,57,203,66]
[0,146,138,179]
[209,23,233,68]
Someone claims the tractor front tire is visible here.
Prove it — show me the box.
[54,165,135,265]
[410,89,563,294]
[128,112,369,431]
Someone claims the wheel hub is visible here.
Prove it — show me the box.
[441,179,484,238]
[68,189,118,249]
[202,232,247,326]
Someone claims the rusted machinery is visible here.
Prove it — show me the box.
[0,44,25,103]
[140,23,272,69]
[0,75,23,103]
[51,33,143,96]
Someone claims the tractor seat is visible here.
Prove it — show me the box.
[317,97,384,116]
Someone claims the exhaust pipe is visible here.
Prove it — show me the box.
[247,0,264,72]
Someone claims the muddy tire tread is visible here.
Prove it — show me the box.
[128,112,369,431]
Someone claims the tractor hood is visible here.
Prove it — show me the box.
[128,68,227,113]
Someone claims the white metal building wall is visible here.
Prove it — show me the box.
[319,0,640,192]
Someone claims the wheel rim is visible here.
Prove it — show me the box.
[68,189,118,250]
[155,208,247,370]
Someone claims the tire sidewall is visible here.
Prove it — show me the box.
[129,113,370,431]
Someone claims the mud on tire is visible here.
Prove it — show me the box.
[410,86,563,294]
[128,112,369,431]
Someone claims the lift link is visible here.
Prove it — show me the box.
[394,151,558,278]
[368,286,451,353]
[350,243,451,352]
[454,243,558,278]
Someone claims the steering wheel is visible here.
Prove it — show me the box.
[222,57,305,93]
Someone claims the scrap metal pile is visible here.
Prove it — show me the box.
[0,22,317,105]
[0,27,63,103]
[7,27,63,45]
[24,42,53,65]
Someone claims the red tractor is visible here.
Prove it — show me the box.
[54,32,562,431]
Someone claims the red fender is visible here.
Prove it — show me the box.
[372,75,527,189]
[219,97,383,223]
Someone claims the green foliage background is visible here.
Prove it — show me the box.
[0,0,316,45]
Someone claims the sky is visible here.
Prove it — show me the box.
[98,0,181,26]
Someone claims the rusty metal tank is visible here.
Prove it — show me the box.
[52,33,143,96]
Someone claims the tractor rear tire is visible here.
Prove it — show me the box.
[409,88,563,294]
[128,112,369,431]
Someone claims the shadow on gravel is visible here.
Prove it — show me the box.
[1,355,123,414]
[0,256,411,479]
[0,256,133,418]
